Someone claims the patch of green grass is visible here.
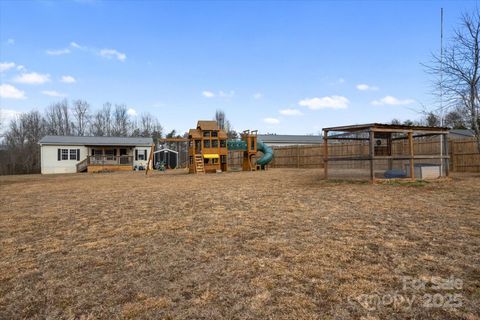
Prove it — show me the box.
[380,179,430,187]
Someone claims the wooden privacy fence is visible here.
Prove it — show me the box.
[269,138,480,173]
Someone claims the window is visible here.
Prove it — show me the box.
[203,131,211,138]
[212,158,219,164]
[70,149,77,160]
[220,140,226,148]
[105,149,115,160]
[61,149,68,160]
[221,155,227,164]
[211,131,218,137]
[204,140,211,148]
[212,140,218,148]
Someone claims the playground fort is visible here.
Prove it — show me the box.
[153,120,274,174]
[187,120,273,173]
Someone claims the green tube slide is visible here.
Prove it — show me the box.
[256,140,274,165]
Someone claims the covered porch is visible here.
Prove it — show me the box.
[77,146,137,173]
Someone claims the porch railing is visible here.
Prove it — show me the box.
[87,155,134,166]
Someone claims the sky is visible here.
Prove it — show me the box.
[0,0,477,135]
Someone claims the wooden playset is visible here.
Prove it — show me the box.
[187,120,274,174]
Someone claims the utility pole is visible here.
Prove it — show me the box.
[440,7,445,175]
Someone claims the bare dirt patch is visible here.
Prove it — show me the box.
[0,169,479,319]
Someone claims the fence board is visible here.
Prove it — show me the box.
[269,138,480,172]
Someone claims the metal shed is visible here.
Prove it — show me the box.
[153,148,178,169]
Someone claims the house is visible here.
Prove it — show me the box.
[188,121,228,173]
[39,136,153,174]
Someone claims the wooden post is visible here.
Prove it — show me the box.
[387,133,393,170]
[408,131,415,179]
[443,133,449,177]
[369,130,375,182]
[145,144,155,175]
[323,130,328,179]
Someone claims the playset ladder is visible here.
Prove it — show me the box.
[194,154,205,174]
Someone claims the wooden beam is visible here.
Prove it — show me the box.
[408,132,415,179]
[323,130,328,179]
[369,130,375,182]
[145,144,155,175]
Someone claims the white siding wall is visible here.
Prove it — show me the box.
[133,147,152,169]
[41,145,88,174]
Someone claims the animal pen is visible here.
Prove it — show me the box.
[322,123,450,181]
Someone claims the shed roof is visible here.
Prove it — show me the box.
[323,123,449,133]
[39,135,153,146]
[197,120,219,131]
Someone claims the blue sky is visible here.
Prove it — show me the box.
[0,0,476,135]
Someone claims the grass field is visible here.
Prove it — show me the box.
[0,169,479,319]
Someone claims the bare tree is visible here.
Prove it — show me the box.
[215,110,226,130]
[2,111,45,174]
[90,102,112,136]
[111,104,130,136]
[427,10,480,151]
[214,109,237,139]
[44,100,73,136]
[444,108,467,129]
[72,100,90,136]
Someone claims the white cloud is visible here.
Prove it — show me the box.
[61,75,76,83]
[0,62,16,72]
[253,93,263,100]
[356,83,379,91]
[298,95,349,110]
[70,41,86,50]
[99,49,126,62]
[202,90,234,98]
[264,117,280,124]
[0,84,26,99]
[127,108,137,117]
[279,108,303,116]
[16,65,26,71]
[41,90,66,97]
[202,91,215,98]
[46,48,71,55]
[371,95,415,106]
[7,39,15,45]
[14,72,51,85]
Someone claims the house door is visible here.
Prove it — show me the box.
[119,148,129,164]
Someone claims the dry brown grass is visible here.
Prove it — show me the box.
[0,169,479,319]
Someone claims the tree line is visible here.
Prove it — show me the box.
[0,100,164,175]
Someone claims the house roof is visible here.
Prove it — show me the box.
[449,129,475,138]
[153,148,178,154]
[39,135,153,146]
[258,134,323,145]
[197,120,219,131]
[323,123,449,132]
[188,128,202,139]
